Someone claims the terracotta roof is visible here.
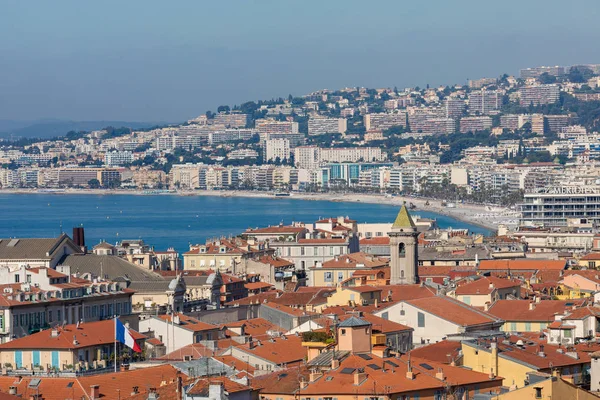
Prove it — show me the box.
[317,252,388,270]
[488,299,588,322]
[454,276,521,295]
[0,320,145,350]
[270,288,335,307]
[252,365,310,394]
[405,296,502,327]
[224,291,281,306]
[360,237,390,245]
[159,343,214,361]
[245,282,274,290]
[409,340,462,364]
[234,335,306,366]
[186,377,253,395]
[580,253,600,261]
[478,259,566,271]
[547,321,575,329]
[220,318,284,336]
[262,302,316,317]
[0,364,185,400]
[345,285,382,293]
[563,306,600,320]
[254,255,294,268]
[418,266,453,276]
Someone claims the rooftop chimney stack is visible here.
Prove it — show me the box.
[90,385,100,400]
[73,227,86,253]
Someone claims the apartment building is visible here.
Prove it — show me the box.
[255,119,299,135]
[320,147,386,163]
[520,185,600,227]
[308,117,347,136]
[459,116,493,133]
[57,167,120,187]
[104,150,133,167]
[545,115,572,133]
[520,66,566,79]
[410,117,456,136]
[519,84,560,106]
[444,98,466,119]
[212,113,250,128]
[363,112,407,131]
[295,146,320,169]
[208,129,255,145]
[265,139,291,162]
[468,77,497,89]
[468,89,501,115]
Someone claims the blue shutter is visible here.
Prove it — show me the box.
[14,351,22,368]
[32,351,40,367]
[51,351,59,368]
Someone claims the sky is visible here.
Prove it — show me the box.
[0,0,599,123]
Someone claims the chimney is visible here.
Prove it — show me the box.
[489,368,495,380]
[8,387,16,396]
[300,379,308,389]
[176,375,183,398]
[131,386,139,396]
[538,344,546,358]
[331,359,340,369]
[435,368,445,381]
[529,302,536,310]
[73,227,86,252]
[310,371,323,382]
[90,385,100,400]
[353,370,367,385]
[406,357,415,380]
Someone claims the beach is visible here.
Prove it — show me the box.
[0,188,517,231]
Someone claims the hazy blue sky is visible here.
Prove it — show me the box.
[1,0,599,122]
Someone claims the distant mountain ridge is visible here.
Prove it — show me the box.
[0,119,174,139]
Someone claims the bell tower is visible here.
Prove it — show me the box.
[389,203,419,285]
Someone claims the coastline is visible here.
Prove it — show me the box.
[0,188,512,232]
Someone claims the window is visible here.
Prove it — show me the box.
[190,260,196,268]
[338,272,344,282]
[48,311,53,322]
[399,243,406,257]
[590,261,596,269]
[564,329,572,338]
[400,309,405,316]
[463,296,471,305]
[330,247,333,256]
[510,322,517,331]
[417,312,425,328]
[525,322,532,331]
[14,275,19,283]
[57,310,62,323]
[314,247,318,256]
[535,387,542,399]
[382,312,389,320]
[324,272,333,283]
[341,329,346,336]
[26,275,31,283]
[301,247,305,256]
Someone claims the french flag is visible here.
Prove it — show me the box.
[115,318,142,352]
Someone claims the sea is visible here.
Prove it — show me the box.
[0,193,491,253]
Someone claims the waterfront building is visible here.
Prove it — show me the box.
[519,186,600,227]
[104,150,133,167]
[265,138,291,162]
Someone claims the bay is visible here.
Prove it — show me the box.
[0,194,490,253]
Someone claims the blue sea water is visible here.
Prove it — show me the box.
[0,194,490,253]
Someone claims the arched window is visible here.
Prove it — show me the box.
[399,242,406,257]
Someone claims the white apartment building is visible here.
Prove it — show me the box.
[104,151,133,167]
[445,98,466,119]
[320,147,386,164]
[255,119,299,135]
[265,139,291,162]
[295,146,321,169]
[363,112,407,131]
[308,117,347,136]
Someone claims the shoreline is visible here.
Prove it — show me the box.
[0,188,510,232]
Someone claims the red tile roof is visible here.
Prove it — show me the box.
[244,282,274,290]
[479,259,566,271]
[0,320,145,350]
[156,314,220,333]
[409,340,462,364]
[580,253,600,261]
[406,296,502,327]
[454,277,521,295]
[317,252,388,270]
[359,237,390,245]
[234,335,306,366]
[487,299,589,322]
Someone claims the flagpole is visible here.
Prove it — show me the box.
[114,317,117,373]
